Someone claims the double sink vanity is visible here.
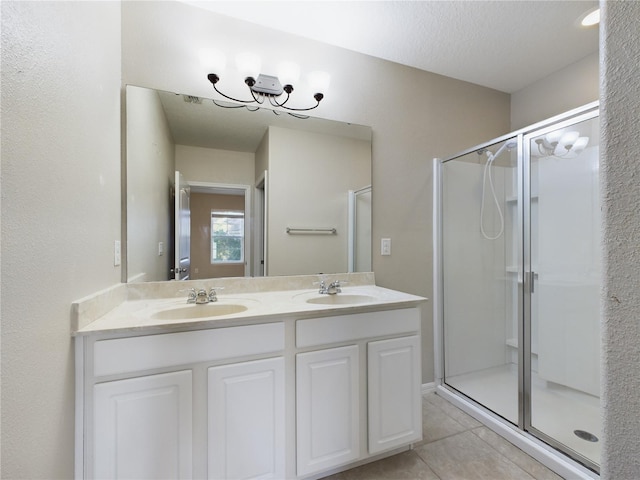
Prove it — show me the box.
[73,273,426,479]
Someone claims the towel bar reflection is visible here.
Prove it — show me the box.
[286,227,337,235]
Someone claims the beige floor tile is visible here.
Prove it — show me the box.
[418,397,469,445]
[321,450,440,480]
[471,427,564,480]
[424,393,483,430]
[414,430,537,480]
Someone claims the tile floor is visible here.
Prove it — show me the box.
[323,392,564,480]
[447,365,601,465]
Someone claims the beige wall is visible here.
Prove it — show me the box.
[3,0,638,477]
[1,2,122,477]
[126,86,175,282]
[511,52,599,130]
[119,3,512,381]
[176,144,255,185]
[1,2,513,477]
[190,192,246,279]
[266,126,371,276]
[118,0,509,385]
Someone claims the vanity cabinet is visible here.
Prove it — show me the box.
[296,345,360,476]
[93,370,193,479]
[75,291,424,480]
[208,357,285,480]
[77,322,284,479]
[295,308,422,477]
[368,335,421,454]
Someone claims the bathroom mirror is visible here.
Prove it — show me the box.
[125,85,372,282]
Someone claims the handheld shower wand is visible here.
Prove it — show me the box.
[480,141,516,240]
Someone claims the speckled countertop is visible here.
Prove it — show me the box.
[72,273,427,336]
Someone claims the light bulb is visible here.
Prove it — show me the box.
[307,71,331,94]
[200,50,226,73]
[235,53,261,78]
[544,130,563,146]
[581,8,600,27]
[278,61,300,86]
[569,136,590,156]
[559,131,580,148]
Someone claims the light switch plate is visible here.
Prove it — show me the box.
[381,238,391,256]
[114,240,121,266]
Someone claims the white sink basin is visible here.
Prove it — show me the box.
[305,294,376,305]
[150,303,248,321]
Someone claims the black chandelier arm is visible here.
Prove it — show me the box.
[212,99,261,112]
[212,99,244,109]
[208,73,264,105]
[269,96,322,112]
[268,93,291,108]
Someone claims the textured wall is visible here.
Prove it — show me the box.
[1,2,121,477]
[600,1,640,478]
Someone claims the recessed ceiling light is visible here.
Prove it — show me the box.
[580,8,600,27]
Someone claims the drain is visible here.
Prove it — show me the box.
[574,430,599,442]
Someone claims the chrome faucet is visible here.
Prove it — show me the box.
[195,289,209,304]
[185,287,220,304]
[319,280,342,295]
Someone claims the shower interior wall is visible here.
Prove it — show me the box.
[442,137,600,398]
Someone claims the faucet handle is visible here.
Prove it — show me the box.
[180,288,197,303]
[208,287,224,302]
[315,280,328,294]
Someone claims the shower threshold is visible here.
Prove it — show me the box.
[436,384,599,480]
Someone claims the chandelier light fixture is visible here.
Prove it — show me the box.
[534,130,590,158]
[205,53,330,118]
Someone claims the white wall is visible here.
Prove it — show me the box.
[600,1,640,477]
[1,2,121,477]
[266,126,371,276]
[126,86,175,282]
[120,1,511,387]
[511,52,599,130]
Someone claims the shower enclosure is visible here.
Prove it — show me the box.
[433,102,600,475]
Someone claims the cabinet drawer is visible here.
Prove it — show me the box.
[296,308,419,348]
[94,322,284,377]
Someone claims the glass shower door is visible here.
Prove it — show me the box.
[441,138,520,425]
[526,113,601,469]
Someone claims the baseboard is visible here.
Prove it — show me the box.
[421,382,436,395]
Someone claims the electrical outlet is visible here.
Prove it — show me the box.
[114,240,121,266]
[381,238,391,256]
[158,241,164,256]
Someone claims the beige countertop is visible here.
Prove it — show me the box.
[72,273,427,336]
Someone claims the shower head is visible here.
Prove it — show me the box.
[478,140,517,159]
[492,140,517,159]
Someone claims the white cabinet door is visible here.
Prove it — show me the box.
[208,357,285,480]
[368,336,422,454]
[296,345,360,477]
[93,370,193,479]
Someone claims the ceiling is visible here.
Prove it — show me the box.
[152,88,371,152]
[181,0,599,94]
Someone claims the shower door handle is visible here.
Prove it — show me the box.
[530,271,538,293]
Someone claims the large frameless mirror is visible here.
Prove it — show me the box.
[124,85,372,282]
